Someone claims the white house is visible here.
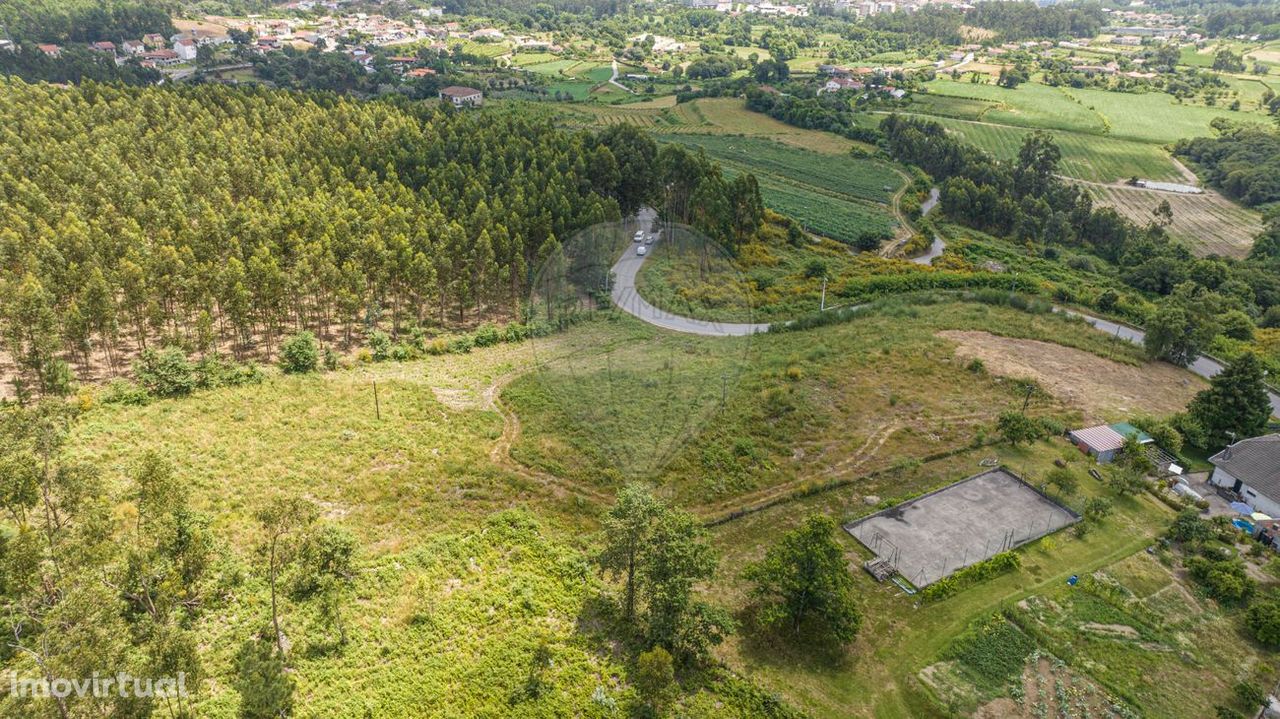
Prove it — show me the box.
[1209,434,1280,517]
[174,38,199,61]
[439,86,483,107]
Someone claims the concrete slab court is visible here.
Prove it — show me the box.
[844,468,1079,588]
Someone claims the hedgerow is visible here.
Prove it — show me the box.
[920,551,1022,603]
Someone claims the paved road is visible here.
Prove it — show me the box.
[608,60,635,95]
[609,210,769,337]
[910,188,944,266]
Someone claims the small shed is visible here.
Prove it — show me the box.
[1068,423,1152,464]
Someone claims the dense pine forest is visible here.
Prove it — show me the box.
[0,0,174,43]
[0,79,761,399]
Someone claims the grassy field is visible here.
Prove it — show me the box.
[64,321,824,718]
[505,301,1190,510]
[1083,184,1264,258]
[1060,85,1255,144]
[921,77,1259,144]
[917,115,1183,183]
[57,292,1271,717]
[924,79,1108,135]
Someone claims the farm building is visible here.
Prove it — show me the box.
[439,86,483,107]
[1067,423,1153,463]
[1208,434,1280,518]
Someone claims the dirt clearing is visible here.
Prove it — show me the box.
[938,330,1205,421]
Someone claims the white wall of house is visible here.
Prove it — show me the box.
[1211,468,1280,517]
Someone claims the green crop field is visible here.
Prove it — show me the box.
[521,58,579,75]
[918,115,1183,183]
[655,134,899,245]
[1059,85,1252,144]
[924,78,1108,134]
[658,133,901,204]
[752,176,895,243]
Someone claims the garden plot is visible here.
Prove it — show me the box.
[845,468,1078,587]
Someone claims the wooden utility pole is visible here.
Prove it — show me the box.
[373,380,381,420]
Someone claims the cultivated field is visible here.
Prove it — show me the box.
[558,97,861,155]
[1083,184,1264,258]
[653,133,900,245]
[918,115,1183,183]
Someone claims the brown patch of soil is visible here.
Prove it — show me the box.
[937,330,1205,421]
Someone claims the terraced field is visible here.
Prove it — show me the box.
[1084,184,1263,258]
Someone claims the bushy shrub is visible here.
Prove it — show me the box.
[194,355,262,389]
[368,331,392,362]
[1187,555,1256,605]
[100,379,151,406]
[134,347,196,398]
[473,323,502,347]
[1246,593,1280,648]
[279,331,320,374]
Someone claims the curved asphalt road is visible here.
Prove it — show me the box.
[610,210,770,337]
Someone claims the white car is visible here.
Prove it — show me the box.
[636,245,647,256]
[633,231,644,242]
